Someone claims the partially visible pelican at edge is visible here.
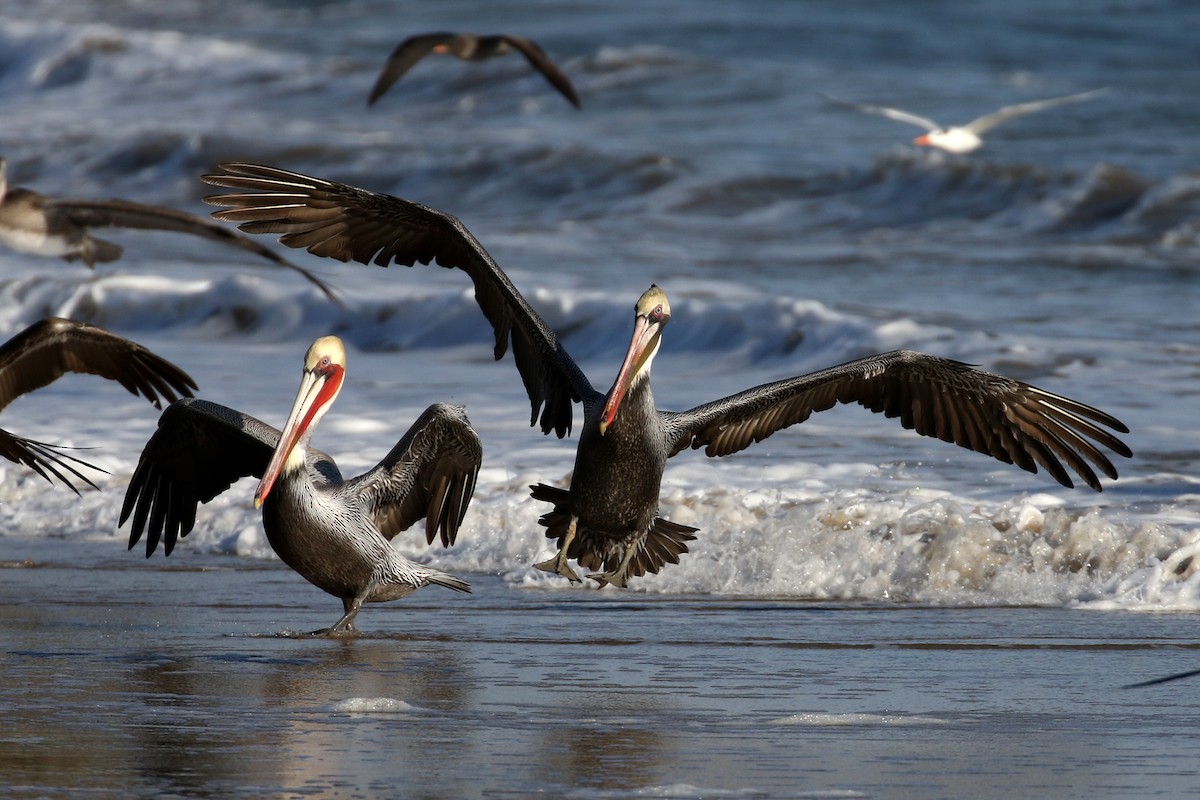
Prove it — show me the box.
[0,157,340,305]
[202,163,1132,589]
[0,316,196,491]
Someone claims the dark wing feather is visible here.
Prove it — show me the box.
[46,198,341,305]
[119,397,343,557]
[367,32,456,105]
[0,427,103,493]
[499,35,581,108]
[662,350,1131,491]
[0,317,196,414]
[346,403,483,547]
[202,163,598,436]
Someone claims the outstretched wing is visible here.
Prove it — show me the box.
[0,317,196,414]
[499,35,581,108]
[663,350,1131,491]
[0,427,102,493]
[47,197,341,305]
[119,398,342,557]
[203,162,599,436]
[345,403,483,547]
[962,88,1107,134]
[817,92,940,131]
[367,32,457,105]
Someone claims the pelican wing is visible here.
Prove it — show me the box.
[962,89,1107,134]
[119,398,343,557]
[0,317,196,414]
[499,35,581,108]
[662,350,1131,491]
[0,427,102,493]
[367,32,458,105]
[203,163,598,436]
[346,403,483,547]
[47,197,340,304]
[817,92,940,131]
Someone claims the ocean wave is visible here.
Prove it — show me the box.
[672,151,1199,249]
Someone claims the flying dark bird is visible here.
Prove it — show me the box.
[120,335,481,635]
[0,157,340,305]
[202,163,1133,589]
[817,88,1107,154]
[368,32,581,108]
[0,316,196,492]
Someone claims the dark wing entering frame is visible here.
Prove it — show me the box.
[0,317,196,414]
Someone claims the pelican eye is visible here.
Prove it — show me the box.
[647,304,666,323]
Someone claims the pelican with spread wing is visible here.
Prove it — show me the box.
[202,163,1132,589]
[368,32,581,108]
[121,335,481,634]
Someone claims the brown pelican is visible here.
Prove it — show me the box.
[0,317,196,491]
[202,163,1132,589]
[0,157,339,304]
[817,89,1107,154]
[368,32,581,109]
[120,335,481,634]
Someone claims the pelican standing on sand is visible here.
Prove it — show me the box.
[0,157,339,304]
[368,32,581,108]
[0,317,196,491]
[121,335,481,634]
[202,163,1132,589]
[818,88,1107,154]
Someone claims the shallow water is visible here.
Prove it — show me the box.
[4,537,1200,799]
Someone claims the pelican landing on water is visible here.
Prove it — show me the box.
[121,336,481,635]
[202,163,1133,590]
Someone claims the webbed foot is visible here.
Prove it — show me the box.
[533,553,583,583]
[587,569,628,589]
[308,621,358,637]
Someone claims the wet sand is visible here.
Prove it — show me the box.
[3,534,1199,799]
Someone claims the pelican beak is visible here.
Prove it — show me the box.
[254,363,343,508]
[599,314,660,435]
[913,133,931,146]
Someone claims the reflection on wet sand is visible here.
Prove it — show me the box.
[540,703,672,790]
[5,542,1200,798]
[122,641,476,795]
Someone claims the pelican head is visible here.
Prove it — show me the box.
[599,285,670,435]
[254,335,347,508]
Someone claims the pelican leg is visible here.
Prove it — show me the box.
[588,539,638,589]
[533,516,583,583]
[311,595,363,636]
